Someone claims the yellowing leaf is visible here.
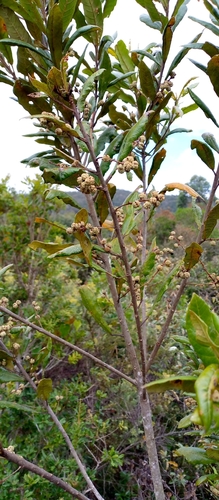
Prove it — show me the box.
[102,219,114,230]
[164,182,203,199]
[184,242,203,270]
[37,378,52,400]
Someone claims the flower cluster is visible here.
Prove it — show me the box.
[118,154,138,174]
[133,191,165,210]
[0,318,13,338]
[133,275,141,302]
[83,102,92,120]
[77,173,97,194]
[115,208,124,226]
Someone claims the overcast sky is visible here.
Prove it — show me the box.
[0,0,218,193]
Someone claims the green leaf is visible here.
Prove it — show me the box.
[175,446,215,465]
[140,251,156,279]
[48,245,83,258]
[139,60,156,100]
[0,38,52,63]
[64,25,101,52]
[42,166,84,188]
[118,112,154,161]
[77,68,105,111]
[0,400,37,413]
[145,375,196,393]
[108,71,136,88]
[95,184,116,224]
[189,15,219,36]
[184,242,203,270]
[181,103,198,114]
[59,0,78,32]
[34,217,66,231]
[100,133,124,174]
[207,54,219,98]
[108,104,132,130]
[0,264,13,278]
[37,378,52,400]
[115,40,135,82]
[29,241,73,255]
[103,0,117,18]
[45,189,82,209]
[162,17,175,63]
[47,4,63,68]
[81,0,103,43]
[140,14,162,31]
[186,293,219,366]
[80,284,112,333]
[195,364,219,431]
[0,368,23,383]
[95,127,117,156]
[148,148,166,186]
[189,58,207,74]
[191,139,215,171]
[188,88,219,127]
[166,31,202,78]
[204,0,219,22]
[136,0,166,24]
[202,132,219,153]
[203,203,219,240]
[18,0,45,32]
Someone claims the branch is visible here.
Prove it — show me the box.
[0,444,90,500]
[0,306,136,387]
[145,162,219,373]
[13,359,104,500]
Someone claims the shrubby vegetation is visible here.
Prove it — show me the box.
[1,1,219,499]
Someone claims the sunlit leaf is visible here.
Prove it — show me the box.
[186,293,219,367]
[195,364,219,431]
[29,241,73,254]
[145,375,196,393]
[163,182,202,198]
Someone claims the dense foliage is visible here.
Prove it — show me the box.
[1,1,219,499]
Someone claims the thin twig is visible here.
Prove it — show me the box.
[0,444,90,500]
[0,306,136,387]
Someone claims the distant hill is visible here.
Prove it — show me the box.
[67,189,178,211]
[58,189,178,224]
